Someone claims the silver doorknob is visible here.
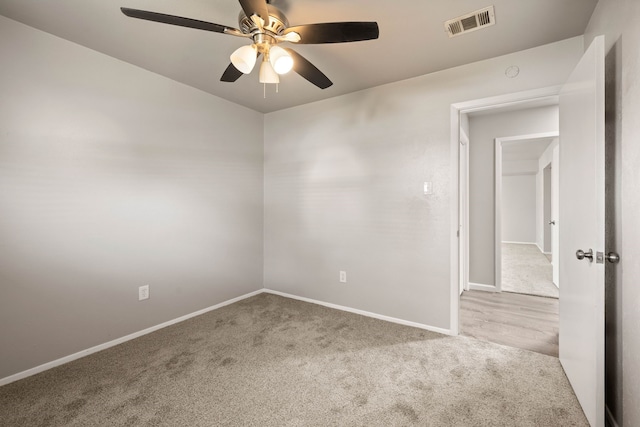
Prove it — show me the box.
[576,249,593,262]
[606,252,620,264]
[549,220,556,225]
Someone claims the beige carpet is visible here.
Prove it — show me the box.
[502,243,559,298]
[0,293,586,426]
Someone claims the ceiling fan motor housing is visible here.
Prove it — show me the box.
[239,5,289,37]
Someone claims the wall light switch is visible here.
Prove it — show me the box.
[424,182,433,195]
[339,271,347,283]
[139,285,149,301]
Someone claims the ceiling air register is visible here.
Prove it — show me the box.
[445,6,495,38]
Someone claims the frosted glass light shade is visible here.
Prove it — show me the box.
[269,45,293,74]
[230,44,257,74]
[259,60,280,84]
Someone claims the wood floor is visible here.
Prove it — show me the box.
[460,290,559,357]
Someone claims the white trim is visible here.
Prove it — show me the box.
[468,282,498,292]
[532,243,552,256]
[451,86,561,115]
[502,240,538,245]
[605,405,619,427]
[449,105,461,335]
[0,289,263,387]
[495,138,503,293]
[459,136,470,295]
[496,132,560,143]
[264,289,454,336]
[502,171,537,176]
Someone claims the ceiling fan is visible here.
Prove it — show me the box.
[121,0,379,90]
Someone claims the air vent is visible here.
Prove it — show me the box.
[445,6,495,38]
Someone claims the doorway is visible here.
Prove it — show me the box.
[495,133,559,298]
[449,87,563,335]
[456,100,560,294]
[452,88,558,356]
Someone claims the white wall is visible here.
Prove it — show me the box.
[502,159,538,175]
[502,174,537,243]
[468,106,559,287]
[584,0,640,425]
[264,38,582,329]
[0,17,264,379]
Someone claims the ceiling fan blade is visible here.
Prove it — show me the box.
[238,0,270,24]
[283,22,379,44]
[284,48,333,89]
[220,63,244,82]
[121,7,240,34]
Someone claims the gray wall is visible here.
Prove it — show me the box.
[264,39,582,329]
[468,106,558,286]
[584,0,640,425]
[0,17,264,379]
[0,6,634,422]
[501,174,536,243]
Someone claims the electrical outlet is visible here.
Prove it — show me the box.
[339,271,347,283]
[138,285,149,301]
[424,181,433,195]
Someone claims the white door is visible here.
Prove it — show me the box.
[559,35,605,427]
[551,144,560,286]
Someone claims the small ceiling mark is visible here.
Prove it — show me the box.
[505,65,520,78]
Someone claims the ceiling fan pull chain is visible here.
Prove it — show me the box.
[264,83,266,99]
[276,83,279,93]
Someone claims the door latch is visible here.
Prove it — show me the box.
[596,251,604,264]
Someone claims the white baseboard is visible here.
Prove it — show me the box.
[1,287,456,386]
[264,289,454,336]
[535,244,552,256]
[502,241,537,245]
[468,282,497,292]
[606,405,619,427]
[0,289,263,387]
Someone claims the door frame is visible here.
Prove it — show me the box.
[551,144,560,286]
[449,86,561,335]
[494,131,559,293]
[459,126,469,295]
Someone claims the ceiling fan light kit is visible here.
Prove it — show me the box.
[120,0,379,92]
[269,45,293,75]
[230,44,257,74]
[259,60,279,84]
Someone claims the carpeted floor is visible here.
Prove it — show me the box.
[0,293,587,426]
[502,243,559,298]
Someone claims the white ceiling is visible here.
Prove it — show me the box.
[0,0,598,113]
[503,137,555,162]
